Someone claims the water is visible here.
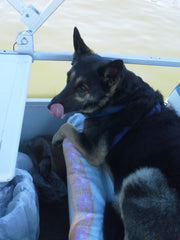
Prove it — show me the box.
[0,0,180,98]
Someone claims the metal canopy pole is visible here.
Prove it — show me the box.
[7,0,65,54]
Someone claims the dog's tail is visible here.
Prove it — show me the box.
[103,201,124,240]
[105,168,180,240]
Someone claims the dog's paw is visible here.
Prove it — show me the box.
[52,129,64,146]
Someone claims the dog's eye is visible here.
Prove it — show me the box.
[78,83,87,92]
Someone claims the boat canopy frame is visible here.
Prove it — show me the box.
[3,0,180,67]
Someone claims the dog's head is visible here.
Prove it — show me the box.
[48,27,125,118]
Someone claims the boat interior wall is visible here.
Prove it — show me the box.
[20,99,63,142]
[0,54,32,182]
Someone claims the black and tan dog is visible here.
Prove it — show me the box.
[48,27,180,239]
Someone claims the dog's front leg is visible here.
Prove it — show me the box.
[52,123,78,145]
[52,123,106,166]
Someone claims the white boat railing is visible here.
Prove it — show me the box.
[0,50,180,67]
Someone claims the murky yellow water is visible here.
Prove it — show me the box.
[0,0,180,98]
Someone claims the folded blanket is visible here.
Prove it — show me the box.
[63,114,114,240]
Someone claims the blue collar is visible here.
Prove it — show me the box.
[145,102,161,118]
[88,102,162,148]
[111,103,162,147]
[90,104,127,118]
[90,102,161,119]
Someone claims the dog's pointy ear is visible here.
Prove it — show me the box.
[98,60,124,88]
[73,27,93,61]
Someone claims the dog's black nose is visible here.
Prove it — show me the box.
[47,102,51,110]
[48,97,56,109]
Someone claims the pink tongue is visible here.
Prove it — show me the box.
[49,103,64,119]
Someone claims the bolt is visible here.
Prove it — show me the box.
[21,37,28,45]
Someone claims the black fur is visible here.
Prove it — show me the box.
[103,202,124,240]
[49,27,180,239]
[118,168,180,240]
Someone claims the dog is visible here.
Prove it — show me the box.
[48,27,180,239]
